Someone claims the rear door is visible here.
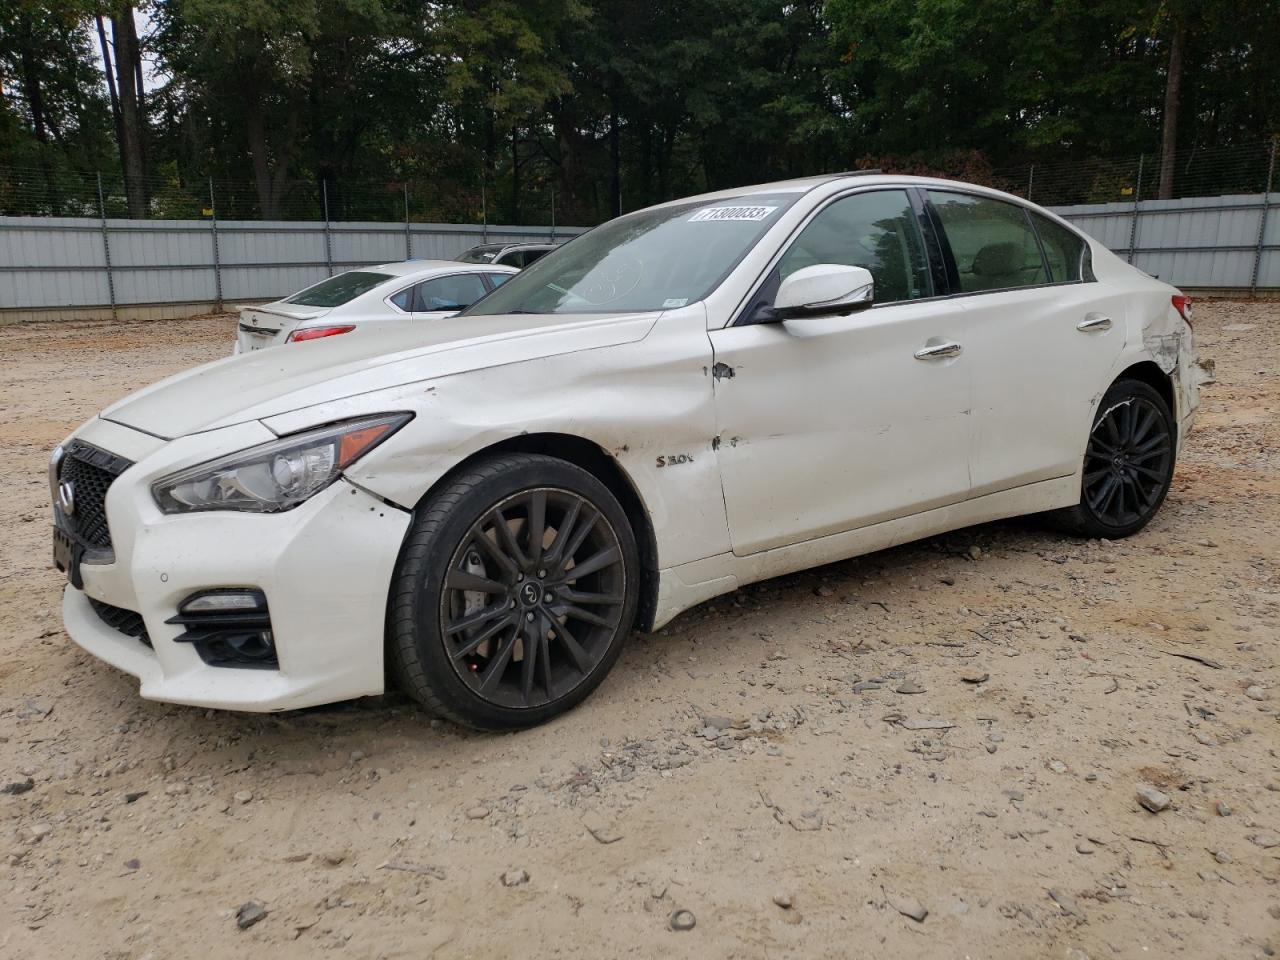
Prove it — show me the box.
[925,190,1128,495]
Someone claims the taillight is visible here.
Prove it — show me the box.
[1171,295,1192,327]
[288,325,356,343]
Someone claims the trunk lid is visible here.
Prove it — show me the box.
[235,303,331,352]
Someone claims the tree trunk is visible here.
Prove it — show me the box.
[1158,20,1185,200]
[18,46,59,211]
[246,104,284,218]
[125,9,149,206]
[109,7,148,217]
[609,86,622,217]
[511,126,521,224]
[639,122,653,208]
[482,100,496,226]
[96,16,122,138]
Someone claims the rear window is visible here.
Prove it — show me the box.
[286,271,393,307]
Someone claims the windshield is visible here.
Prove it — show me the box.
[456,245,502,264]
[286,271,392,307]
[466,193,799,315]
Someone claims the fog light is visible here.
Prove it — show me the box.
[179,590,266,614]
[167,589,277,670]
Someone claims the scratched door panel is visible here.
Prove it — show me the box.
[708,298,972,556]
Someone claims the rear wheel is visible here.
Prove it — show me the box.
[1052,378,1176,538]
[388,454,639,730]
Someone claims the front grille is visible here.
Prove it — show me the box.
[57,441,133,551]
[87,597,151,647]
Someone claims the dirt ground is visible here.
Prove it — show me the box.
[1,301,1277,960]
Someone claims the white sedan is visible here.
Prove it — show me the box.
[52,173,1198,729]
[233,260,517,351]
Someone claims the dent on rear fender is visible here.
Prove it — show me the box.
[1143,328,1182,374]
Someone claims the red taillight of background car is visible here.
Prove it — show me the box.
[287,325,356,343]
[1171,295,1193,326]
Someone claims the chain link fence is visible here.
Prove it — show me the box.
[0,167,562,230]
[2,140,1277,322]
[2,139,1276,223]
[991,139,1278,208]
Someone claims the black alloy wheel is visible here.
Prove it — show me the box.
[389,454,639,730]
[1082,395,1172,528]
[1054,378,1176,538]
[441,487,627,709]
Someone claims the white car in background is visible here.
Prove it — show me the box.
[53,173,1198,731]
[234,260,517,352]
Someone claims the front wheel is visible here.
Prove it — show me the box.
[388,453,640,730]
[1052,378,1176,538]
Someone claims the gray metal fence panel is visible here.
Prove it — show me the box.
[0,217,583,318]
[1050,192,1278,290]
[6,193,1278,321]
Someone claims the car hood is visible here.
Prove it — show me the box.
[101,310,660,439]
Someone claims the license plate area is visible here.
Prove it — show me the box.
[53,526,84,588]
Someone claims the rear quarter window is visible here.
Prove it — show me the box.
[1031,213,1088,282]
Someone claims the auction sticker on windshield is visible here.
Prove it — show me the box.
[689,205,778,222]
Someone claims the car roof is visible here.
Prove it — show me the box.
[364,259,517,278]
[646,171,1036,211]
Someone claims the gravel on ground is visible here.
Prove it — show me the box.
[1,302,1277,959]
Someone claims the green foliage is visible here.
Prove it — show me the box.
[2,0,1277,222]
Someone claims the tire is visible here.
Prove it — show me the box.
[1051,378,1176,539]
[388,453,640,730]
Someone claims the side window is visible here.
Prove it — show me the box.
[486,272,513,289]
[495,250,521,267]
[776,189,930,304]
[413,274,488,312]
[1031,213,1086,282]
[522,248,549,266]
[927,191,1048,293]
[389,286,414,311]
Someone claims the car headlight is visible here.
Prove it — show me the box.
[152,413,411,514]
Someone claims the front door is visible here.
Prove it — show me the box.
[709,188,973,556]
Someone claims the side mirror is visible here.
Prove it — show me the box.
[769,264,874,321]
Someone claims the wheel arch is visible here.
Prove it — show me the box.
[1114,360,1177,422]
[410,432,661,633]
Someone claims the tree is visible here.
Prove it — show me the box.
[98,4,149,215]
[6,0,1279,223]
[0,0,115,211]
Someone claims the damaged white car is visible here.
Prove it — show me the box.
[51,173,1198,729]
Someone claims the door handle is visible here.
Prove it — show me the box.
[914,340,963,361]
[1077,314,1112,332]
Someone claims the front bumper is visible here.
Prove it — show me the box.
[60,418,411,712]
